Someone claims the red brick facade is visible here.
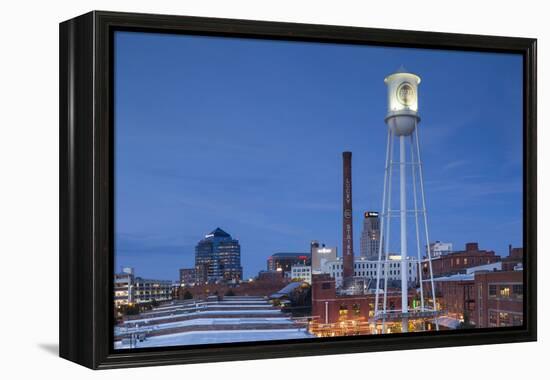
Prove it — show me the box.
[434,278,475,320]
[311,274,371,324]
[425,243,500,277]
[502,247,523,271]
[311,274,411,325]
[176,275,290,300]
[473,270,523,328]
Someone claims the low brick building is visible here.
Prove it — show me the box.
[310,274,411,324]
[425,242,500,278]
[433,274,475,321]
[311,274,371,324]
[473,270,523,328]
[176,273,290,300]
[502,246,523,271]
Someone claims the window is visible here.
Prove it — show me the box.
[513,284,523,297]
[500,287,511,298]
[322,282,331,289]
[512,314,523,326]
[489,311,498,326]
[353,303,361,316]
[499,312,510,326]
[339,305,348,318]
[489,285,497,297]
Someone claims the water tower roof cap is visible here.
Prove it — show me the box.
[384,66,421,84]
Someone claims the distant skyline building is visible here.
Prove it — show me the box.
[267,252,310,276]
[195,227,242,284]
[428,241,453,257]
[360,211,381,259]
[179,268,196,286]
[114,267,172,306]
[311,243,337,273]
[290,264,312,284]
[320,256,418,288]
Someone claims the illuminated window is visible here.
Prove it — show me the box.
[500,287,511,297]
[499,312,510,326]
[464,258,468,265]
[339,305,348,318]
[353,303,361,316]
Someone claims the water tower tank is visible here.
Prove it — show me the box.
[384,68,421,136]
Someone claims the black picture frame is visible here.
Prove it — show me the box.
[59,10,537,369]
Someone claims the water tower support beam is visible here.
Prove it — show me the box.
[399,135,409,333]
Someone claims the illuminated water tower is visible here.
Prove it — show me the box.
[373,67,439,333]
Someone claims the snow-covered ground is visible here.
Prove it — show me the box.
[115,297,308,348]
[123,308,284,325]
[115,329,313,349]
[115,317,294,335]
[138,301,273,315]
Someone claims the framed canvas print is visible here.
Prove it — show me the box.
[59,11,537,369]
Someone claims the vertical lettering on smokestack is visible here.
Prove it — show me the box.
[342,151,354,286]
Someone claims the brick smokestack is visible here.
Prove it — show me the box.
[342,151,354,286]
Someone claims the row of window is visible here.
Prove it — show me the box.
[135,290,171,295]
[450,257,493,266]
[331,262,414,270]
[488,311,523,327]
[332,270,414,277]
[488,284,523,299]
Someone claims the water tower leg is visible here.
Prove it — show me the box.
[400,135,409,333]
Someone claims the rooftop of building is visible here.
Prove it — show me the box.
[431,242,498,258]
[431,261,520,282]
[203,227,232,239]
[134,277,173,284]
[270,252,311,258]
[270,281,304,299]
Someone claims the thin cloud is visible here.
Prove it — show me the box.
[443,159,468,171]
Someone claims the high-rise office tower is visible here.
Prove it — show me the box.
[360,211,381,259]
[195,227,242,283]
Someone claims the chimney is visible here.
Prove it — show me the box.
[465,242,479,252]
[342,152,354,286]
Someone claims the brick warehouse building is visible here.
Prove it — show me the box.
[432,266,523,328]
[502,246,523,271]
[310,274,412,326]
[474,270,523,328]
[311,274,370,324]
[425,242,500,278]
[176,271,290,300]
[433,274,475,322]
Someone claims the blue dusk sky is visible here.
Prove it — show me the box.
[114,31,523,281]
